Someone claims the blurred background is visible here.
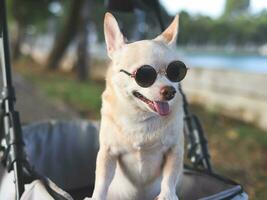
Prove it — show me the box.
[1,0,267,199]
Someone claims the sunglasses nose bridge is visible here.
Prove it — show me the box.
[158,68,166,75]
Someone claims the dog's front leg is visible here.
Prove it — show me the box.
[155,145,183,200]
[91,148,116,200]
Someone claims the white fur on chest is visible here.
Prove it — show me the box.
[105,116,180,156]
[105,115,183,200]
[107,113,182,180]
[118,141,166,185]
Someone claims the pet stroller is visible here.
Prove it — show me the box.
[0,0,248,199]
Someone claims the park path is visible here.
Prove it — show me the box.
[1,72,79,124]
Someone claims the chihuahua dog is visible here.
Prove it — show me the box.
[91,13,186,200]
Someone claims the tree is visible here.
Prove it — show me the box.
[76,0,91,81]
[224,0,250,17]
[46,0,85,70]
[11,0,54,60]
[12,0,25,60]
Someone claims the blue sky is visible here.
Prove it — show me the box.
[160,0,267,17]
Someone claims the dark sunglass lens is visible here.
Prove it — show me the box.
[135,65,157,87]
[166,61,187,82]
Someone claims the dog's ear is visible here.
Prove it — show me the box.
[104,12,126,59]
[154,15,179,47]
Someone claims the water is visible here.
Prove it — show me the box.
[179,52,267,74]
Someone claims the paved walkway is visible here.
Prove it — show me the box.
[1,72,79,124]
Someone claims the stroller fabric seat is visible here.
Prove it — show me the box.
[0,120,248,200]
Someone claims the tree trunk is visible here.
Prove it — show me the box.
[12,21,24,60]
[76,0,91,81]
[12,0,25,60]
[46,0,85,70]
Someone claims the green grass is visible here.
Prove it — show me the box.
[15,58,267,199]
[37,76,103,117]
[191,104,267,199]
[15,58,105,118]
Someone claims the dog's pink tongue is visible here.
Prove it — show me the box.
[153,101,170,116]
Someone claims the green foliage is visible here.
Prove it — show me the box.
[6,0,267,46]
[11,0,56,30]
[178,10,267,45]
[89,2,267,46]
[224,0,250,17]
[8,0,75,34]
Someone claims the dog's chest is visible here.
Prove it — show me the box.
[118,141,168,184]
[106,112,182,184]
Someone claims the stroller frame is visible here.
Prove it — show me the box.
[0,0,214,198]
[0,0,26,198]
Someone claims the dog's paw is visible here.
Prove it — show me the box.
[154,192,179,200]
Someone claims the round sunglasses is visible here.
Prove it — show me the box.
[120,61,188,88]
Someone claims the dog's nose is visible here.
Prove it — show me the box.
[160,86,176,101]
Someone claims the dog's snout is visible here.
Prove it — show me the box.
[160,86,176,101]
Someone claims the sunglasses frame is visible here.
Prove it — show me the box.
[120,61,188,87]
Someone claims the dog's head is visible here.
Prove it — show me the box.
[104,13,185,117]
